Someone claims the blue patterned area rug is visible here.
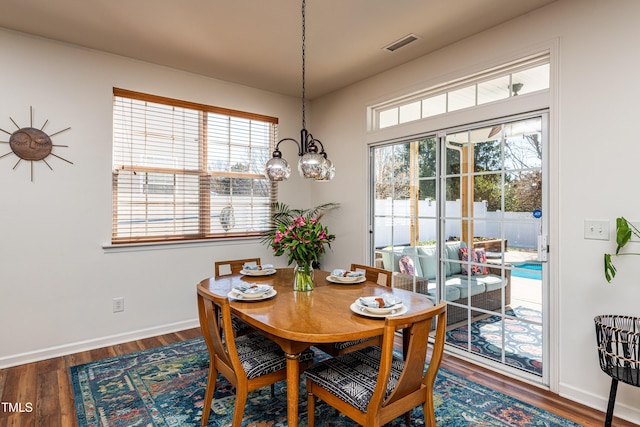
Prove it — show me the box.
[446,306,543,376]
[70,336,577,426]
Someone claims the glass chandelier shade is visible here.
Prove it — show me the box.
[264,154,291,182]
[298,153,326,179]
[316,158,335,181]
[264,0,334,182]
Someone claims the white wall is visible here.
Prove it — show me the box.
[311,0,640,423]
[0,28,314,367]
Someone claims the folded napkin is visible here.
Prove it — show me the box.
[233,284,272,294]
[331,269,365,278]
[243,263,274,271]
[358,293,402,308]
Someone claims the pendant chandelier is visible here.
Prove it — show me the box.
[264,0,334,182]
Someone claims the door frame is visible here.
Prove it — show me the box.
[368,109,557,389]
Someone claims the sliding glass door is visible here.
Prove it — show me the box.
[371,112,548,383]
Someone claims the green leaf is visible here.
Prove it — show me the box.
[604,253,616,282]
[615,217,632,254]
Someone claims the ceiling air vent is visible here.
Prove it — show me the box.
[383,34,420,52]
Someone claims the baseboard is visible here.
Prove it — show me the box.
[0,319,200,369]
[559,381,640,425]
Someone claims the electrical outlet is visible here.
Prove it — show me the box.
[113,297,124,313]
[584,220,610,240]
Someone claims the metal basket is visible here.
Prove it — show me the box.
[594,315,640,426]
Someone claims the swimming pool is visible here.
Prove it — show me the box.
[512,262,542,280]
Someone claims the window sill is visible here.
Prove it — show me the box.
[102,236,261,253]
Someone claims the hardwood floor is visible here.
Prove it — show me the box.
[0,327,636,427]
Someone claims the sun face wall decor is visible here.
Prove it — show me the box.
[0,106,72,182]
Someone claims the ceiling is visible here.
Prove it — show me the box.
[0,0,556,100]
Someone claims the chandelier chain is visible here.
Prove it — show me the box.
[264,0,334,182]
[301,0,306,129]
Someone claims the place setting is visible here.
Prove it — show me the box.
[228,283,277,301]
[350,293,407,318]
[326,268,366,284]
[239,263,276,276]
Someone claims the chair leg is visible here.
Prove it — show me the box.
[604,378,619,427]
[307,389,316,427]
[423,393,436,427]
[232,391,248,427]
[271,384,275,397]
[201,364,218,427]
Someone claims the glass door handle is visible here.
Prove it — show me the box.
[537,234,548,262]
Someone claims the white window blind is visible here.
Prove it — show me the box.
[112,88,277,244]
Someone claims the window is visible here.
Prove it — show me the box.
[372,52,550,130]
[112,88,277,244]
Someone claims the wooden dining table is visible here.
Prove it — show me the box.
[196,267,435,427]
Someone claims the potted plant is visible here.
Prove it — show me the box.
[604,217,640,282]
[262,202,339,291]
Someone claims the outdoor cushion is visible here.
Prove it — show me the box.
[416,242,467,279]
[417,246,438,280]
[474,248,488,274]
[459,247,489,275]
[425,280,461,301]
[237,332,314,379]
[445,241,465,276]
[400,246,423,277]
[380,246,424,277]
[476,274,505,292]
[304,346,401,413]
[399,255,416,275]
[445,276,487,299]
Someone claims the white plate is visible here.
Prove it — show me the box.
[356,297,404,314]
[240,269,277,276]
[228,288,277,301]
[350,302,408,318]
[232,284,273,297]
[326,275,366,284]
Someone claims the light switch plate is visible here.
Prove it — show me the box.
[584,220,610,240]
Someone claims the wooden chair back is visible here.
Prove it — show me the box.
[215,258,261,277]
[306,302,447,427]
[351,263,392,287]
[198,285,311,426]
[197,288,244,390]
[377,302,446,422]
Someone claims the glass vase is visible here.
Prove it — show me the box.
[293,263,314,291]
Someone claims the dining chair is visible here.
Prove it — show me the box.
[197,287,314,427]
[316,263,393,356]
[214,257,261,277]
[350,263,392,287]
[306,302,447,427]
[214,258,261,336]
